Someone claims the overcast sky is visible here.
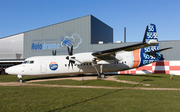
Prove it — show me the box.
[0,0,179,42]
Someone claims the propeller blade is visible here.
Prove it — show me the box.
[70,44,73,55]
[68,61,71,67]
[55,50,56,55]
[66,44,74,68]
[70,61,73,67]
[67,60,74,69]
[67,45,70,55]
[66,56,69,60]
[52,50,56,56]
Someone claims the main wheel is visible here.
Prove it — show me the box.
[100,73,105,78]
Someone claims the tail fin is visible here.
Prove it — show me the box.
[142,24,158,43]
[139,24,161,66]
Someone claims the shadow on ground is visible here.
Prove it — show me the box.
[120,74,163,78]
[23,74,98,82]
[23,74,162,82]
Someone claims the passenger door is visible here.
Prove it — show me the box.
[40,62,47,73]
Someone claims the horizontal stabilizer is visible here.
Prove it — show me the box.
[145,47,173,57]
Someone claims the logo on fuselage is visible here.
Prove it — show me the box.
[49,62,58,71]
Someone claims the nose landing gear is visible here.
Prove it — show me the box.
[17,75,23,82]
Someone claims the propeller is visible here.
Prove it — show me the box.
[66,45,75,67]
[67,44,73,56]
[52,49,56,56]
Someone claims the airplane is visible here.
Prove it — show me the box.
[5,24,172,82]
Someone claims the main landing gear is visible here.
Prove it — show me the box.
[98,73,105,78]
[92,64,106,78]
[17,75,23,82]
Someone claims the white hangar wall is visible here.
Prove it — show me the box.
[0,33,23,59]
[159,40,180,60]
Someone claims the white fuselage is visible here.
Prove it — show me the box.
[5,52,134,77]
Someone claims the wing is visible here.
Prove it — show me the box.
[92,39,158,59]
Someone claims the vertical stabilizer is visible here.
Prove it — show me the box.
[142,26,148,43]
[143,24,158,42]
[139,24,161,66]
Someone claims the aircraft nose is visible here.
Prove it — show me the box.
[5,68,10,74]
[5,65,22,75]
[5,67,15,74]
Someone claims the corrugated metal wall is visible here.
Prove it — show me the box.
[23,15,113,58]
[0,33,23,59]
[24,15,91,58]
[159,40,180,60]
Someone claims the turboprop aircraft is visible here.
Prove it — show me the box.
[5,24,171,82]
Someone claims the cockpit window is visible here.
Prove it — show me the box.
[23,61,29,64]
[23,60,34,64]
[30,61,34,64]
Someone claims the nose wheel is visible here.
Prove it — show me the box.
[17,75,23,83]
[18,78,23,82]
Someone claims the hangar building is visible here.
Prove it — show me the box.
[0,15,179,74]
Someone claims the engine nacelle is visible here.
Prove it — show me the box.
[73,52,123,65]
[115,54,123,61]
[73,52,95,64]
[97,60,115,64]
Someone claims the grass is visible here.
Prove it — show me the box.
[117,74,180,88]
[1,74,180,111]
[33,79,136,87]
[1,74,180,88]
[0,86,180,112]
[0,75,19,82]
